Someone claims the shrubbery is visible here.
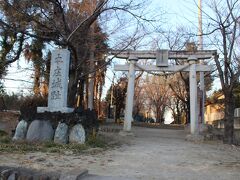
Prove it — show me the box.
[0,93,22,110]
[19,96,47,121]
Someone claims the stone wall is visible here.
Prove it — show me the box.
[212,118,240,129]
[202,126,240,145]
[234,129,240,145]
[0,166,88,180]
[0,166,60,180]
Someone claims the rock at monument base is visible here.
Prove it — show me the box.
[26,120,54,142]
[69,124,85,144]
[54,122,69,144]
[13,120,28,141]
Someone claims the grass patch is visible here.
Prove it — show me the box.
[0,135,11,144]
[0,134,113,154]
[0,130,8,136]
[86,135,107,148]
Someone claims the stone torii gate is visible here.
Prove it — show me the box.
[111,50,217,135]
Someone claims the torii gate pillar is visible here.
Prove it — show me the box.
[124,55,138,131]
[188,56,198,134]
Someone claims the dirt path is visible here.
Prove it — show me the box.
[1,126,240,180]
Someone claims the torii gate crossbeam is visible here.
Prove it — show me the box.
[111,50,216,59]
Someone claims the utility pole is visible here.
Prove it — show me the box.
[198,0,203,50]
[198,0,205,124]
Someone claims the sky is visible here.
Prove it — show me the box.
[2,0,213,96]
[154,0,200,28]
[3,59,33,95]
[103,0,206,93]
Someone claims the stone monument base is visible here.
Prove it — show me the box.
[13,109,98,144]
[37,107,74,113]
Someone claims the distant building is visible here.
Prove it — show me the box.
[204,92,240,129]
[204,92,224,125]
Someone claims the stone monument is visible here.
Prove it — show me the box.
[13,49,88,143]
[37,49,73,113]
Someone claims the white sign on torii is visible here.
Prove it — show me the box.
[111,50,217,135]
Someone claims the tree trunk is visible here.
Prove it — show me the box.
[68,70,78,107]
[176,101,181,124]
[85,77,89,109]
[79,78,85,108]
[88,27,95,110]
[224,93,235,144]
[186,98,190,124]
[156,109,160,123]
[33,64,41,96]
[98,81,103,117]
[160,107,165,124]
[42,54,51,98]
[94,77,98,112]
[88,70,94,110]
